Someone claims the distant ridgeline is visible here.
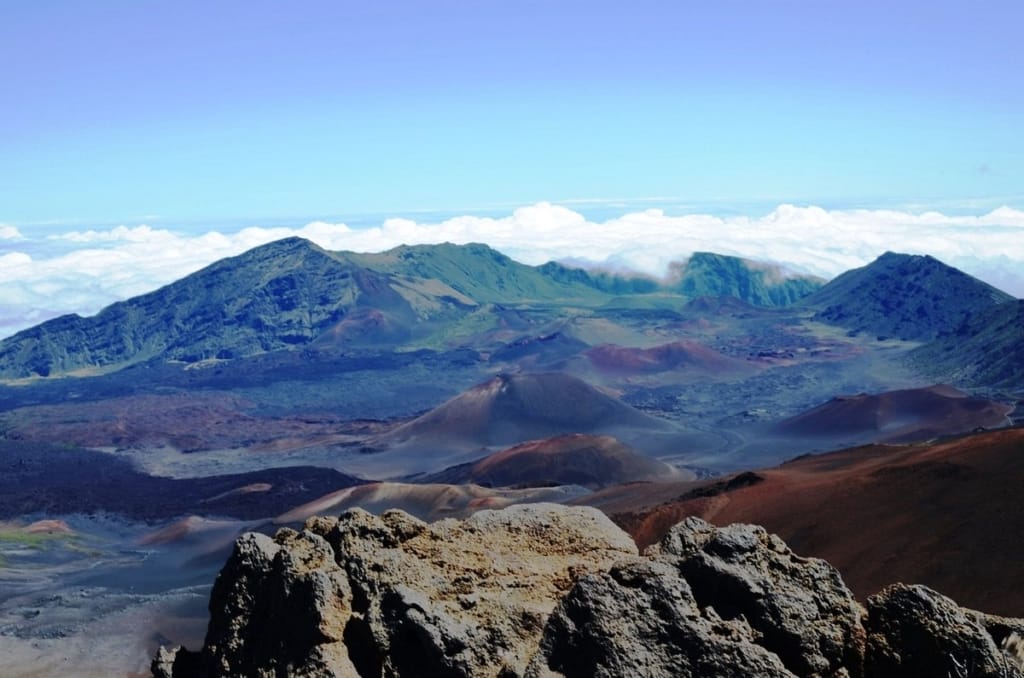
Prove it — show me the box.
[2,239,1019,385]
[0,239,823,379]
[804,251,1014,341]
[795,251,1021,388]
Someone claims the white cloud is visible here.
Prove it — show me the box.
[1,202,1023,338]
[0,224,23,240]
[49,224,176,243]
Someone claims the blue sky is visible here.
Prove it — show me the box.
[2,0,1022,226]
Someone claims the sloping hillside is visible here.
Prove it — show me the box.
[806,252,1013,340]
[912,299,1024,389]
[422,433,685,489]
[382,372,672,447]
[607,427,1024,616]
[0,238,471,378]
[345,242,608,304]
[669,252,823,306]
[773,384,1013,443]
[535,261,660,295]
[585,340,755,377]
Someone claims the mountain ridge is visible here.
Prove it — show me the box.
[344,242,608,304]
[0,237,395,377]
[0,238,830,379]
[806,251,1014,341]
[670,251,824,306]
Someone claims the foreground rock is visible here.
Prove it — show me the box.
[154,506,1024,678]
[650,517,865,676]
[531,559,793,677]
[866,584,1024,678]
[154,504,637,677]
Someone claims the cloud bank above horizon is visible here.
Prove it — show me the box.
[2,202,1023,337]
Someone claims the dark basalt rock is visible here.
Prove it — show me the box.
[651,517,866,676]
[866,584,1022,678]
[167,528,357,677]
[530,559,793,677]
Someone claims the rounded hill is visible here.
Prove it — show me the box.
[424,433,685,489]
[384,372,672,448]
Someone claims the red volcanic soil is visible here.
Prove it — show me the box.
[774,384,1014,443]
[139,515,243,547]
[611,427,1024,616]
[584,340,754,376]
[22,519,74,535]
[425,433,690,489]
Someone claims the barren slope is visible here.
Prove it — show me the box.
[774,384,1013,443]
[422,433,689,489]
[584,340,756,378]
[382,372,673,448]
[611,427,1024,616]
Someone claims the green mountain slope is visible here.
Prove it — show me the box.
[805,252,1014,341]
[534,262,660,295]
[669,252,823,306]
[344,242,609,304]
[0,238,475,378]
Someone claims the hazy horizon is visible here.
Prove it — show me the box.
[2,200,1023,339]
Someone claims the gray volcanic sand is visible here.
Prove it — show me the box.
[0,515,250,677]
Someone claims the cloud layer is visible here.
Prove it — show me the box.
[0,225,23,240]
[2,203,1023,337]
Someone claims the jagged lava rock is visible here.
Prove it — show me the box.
[529,558,794,677]
[649,516,867,676]
[156,503,637,678]
[172,528,356,677]
[866,584,1023,678]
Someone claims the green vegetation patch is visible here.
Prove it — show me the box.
[0,527,84,567]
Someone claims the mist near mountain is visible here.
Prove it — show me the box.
[5,202,1023,342]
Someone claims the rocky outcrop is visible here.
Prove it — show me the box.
[650,517,866,676]
[530,559,793,677]
[866,584,1023,678]
[154,506,1024,678]
[154,503,637,678]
